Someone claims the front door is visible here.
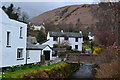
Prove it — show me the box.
[44,51,50,60]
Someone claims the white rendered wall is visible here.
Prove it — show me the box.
[27,50,41,64]
[33,25,41,31]
[2,22,27,67]
[45,34,83,51]
[0,8,27,67]
[88,36,94,40]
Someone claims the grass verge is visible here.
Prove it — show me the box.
[3,62,80,79]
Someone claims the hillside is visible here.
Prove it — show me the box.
[29,4,99,30]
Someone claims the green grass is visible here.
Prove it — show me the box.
[3,62,66,78]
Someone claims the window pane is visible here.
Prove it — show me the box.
[53,37,58,41]
[64,37,69,40]
[7,32,10,46]
[20,27,22,38]
[75,45,78,49]
[17,49,23,58]
[75,38,78,42]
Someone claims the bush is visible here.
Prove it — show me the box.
[82,45,91,49]
[95,47,117,63]
[53,44,59,48]
[92,47,102,54]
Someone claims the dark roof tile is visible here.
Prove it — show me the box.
[49,32,82,38]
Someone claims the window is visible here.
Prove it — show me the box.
[6,31,11,47]
[64,37,69,40]
[75,45,78,49]
[20,27,23,39]
[17,48,24,60]
[75,38,78,42]
[53,37,58,41]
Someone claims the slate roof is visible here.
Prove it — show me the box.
[49,32,82,38]
[31,23,43,26]
[26,42,51,50]
[37,45,48,50]
[88,32,94,37]
[26,42,41,50]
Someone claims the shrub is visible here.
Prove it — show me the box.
[92,47,102,54]
[53,44,59,48]
[82,45,91,49]
[95,47,117,63]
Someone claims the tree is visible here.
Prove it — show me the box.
[95,30,116,47]
[2,6,6,11]
[20,11,29,22]
[2,4,29,22]
[36,30,47,43]
[2,4,19,20]
[91,2,120,47]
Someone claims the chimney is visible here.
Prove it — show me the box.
[88,32,91,36]
[61,30,63,33]
[42,22,45,25]
[79,31,82,34]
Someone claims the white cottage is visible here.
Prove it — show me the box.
[26,42,53,64]
[88,32,94,41]
[0,8,27,68]
[26,42,42,64]
[43,30,83,51]
[29,22,45,31]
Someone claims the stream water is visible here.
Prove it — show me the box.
[71,63,96,79]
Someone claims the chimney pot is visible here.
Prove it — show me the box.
[61,30,63,32]
[79,31,82,34]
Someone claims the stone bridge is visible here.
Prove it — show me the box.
[65,53,98,63]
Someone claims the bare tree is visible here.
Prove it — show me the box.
[21,11,29,22]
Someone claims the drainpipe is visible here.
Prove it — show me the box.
[26,50,27,65]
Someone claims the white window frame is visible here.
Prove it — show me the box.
[17,48,24,60]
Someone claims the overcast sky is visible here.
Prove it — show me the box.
[1,2,97,19]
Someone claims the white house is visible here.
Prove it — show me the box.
[29,22,45,31]
[88,32,94,41]
[0,8,27,68]
[26,42,53,64]
[42,30,83,51]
